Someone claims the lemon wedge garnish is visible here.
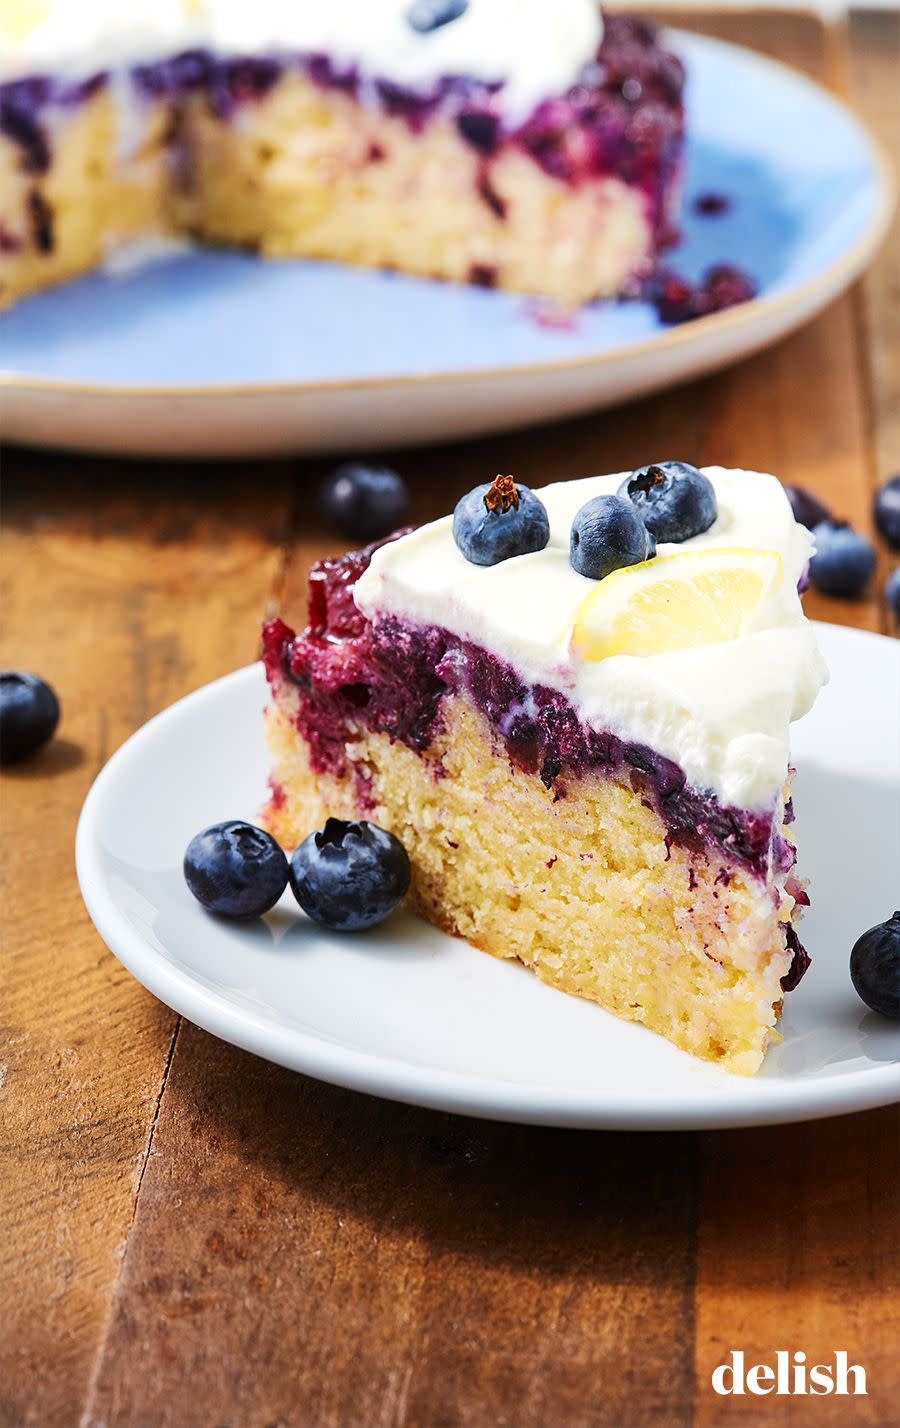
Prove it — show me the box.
[0,0,51,41]
[571,547,783,661]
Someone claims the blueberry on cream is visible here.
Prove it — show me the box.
[453,474,550,565]
[570,494,655,579]
[618,461,717,543]
[407,0,469,34]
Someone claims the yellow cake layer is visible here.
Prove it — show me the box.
[263,694,798,1076]
[1,72,656,307]
[0,89,173,306]
[178,72,653,305]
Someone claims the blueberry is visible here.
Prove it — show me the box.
[320,463,409,542]
[0,671,60,764]
[453,474,550,566]
[570,494,655,580]
[184,820,288,919]
[407,0,468,34]
[808,521,875,597]
[290,818,411,932]
[886,568,900,622]
[873,473,900,550]
[850,912,900,1020]
[617,461,716,543]
[785,484,832,531]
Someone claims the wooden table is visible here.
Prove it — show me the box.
[2,11,898,1426]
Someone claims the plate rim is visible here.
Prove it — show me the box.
[75,621,900,1131]
[2,29,895,401]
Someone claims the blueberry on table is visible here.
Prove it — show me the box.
[570,494,655,580]
[320,463,409,542]
[407,0,469,34]
[617,461,717,543]
[808,521,875,597]
[885,568,900,622]
[785,484,832,531]
[290,818,411,932]
[184,821,289,919]
[0,671,60,764]
[873,473,900,550]
[850,913,900,1020]
[453,473,550,566]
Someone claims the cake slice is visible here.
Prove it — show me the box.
[1,3,684,307]
[262,465,826,1075]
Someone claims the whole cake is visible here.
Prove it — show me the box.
[0,1,685,307]
[262,465,827,1075]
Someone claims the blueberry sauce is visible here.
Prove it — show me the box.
[648,262,757,325]
[1,73,105,174]
[693,191,731,216]
[781,924,811,992]
[263,538,796,885]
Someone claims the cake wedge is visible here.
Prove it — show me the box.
[262,466,826,1074]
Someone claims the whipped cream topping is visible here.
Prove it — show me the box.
[354,469,828,811]
[1,0,604,119]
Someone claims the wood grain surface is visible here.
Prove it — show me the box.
[1,11,898,1427]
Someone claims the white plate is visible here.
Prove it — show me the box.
[76,623,900,1128]
[2,31,894,457]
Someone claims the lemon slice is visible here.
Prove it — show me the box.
[571,547,783,661]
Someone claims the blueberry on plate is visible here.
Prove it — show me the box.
[320,463,409,542]
[453,474,550,566]
[570,493,655,580]
[290,818,411,932]
[850,913,900,1020]
[617,461,717,543]
[885,568,900,622]
[0,671,60,764]
[785,484,832,531]
[808,521,875,597]
[407,0,468,34]
[873,473,900,550]
[184,820,288,919]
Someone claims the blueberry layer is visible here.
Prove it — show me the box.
[1,17,683,235]
[262,536,797,886]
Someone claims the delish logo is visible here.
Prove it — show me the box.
[712,1351,867,1397]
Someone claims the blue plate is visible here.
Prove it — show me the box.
[1,31,892,456]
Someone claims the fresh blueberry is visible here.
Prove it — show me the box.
[873,474,900,550]
[0,671,60,764]
[570,494,655,580]
[808,521,875,597]
[885,568,900,622]
[184,820,288,919]
[320,463,409,542]
[290,818,411,932]
[850,912,900,1020]
[407,0,468,34]
[785,484,832,531]
[617,461,716,543]
[453,474,550,566]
